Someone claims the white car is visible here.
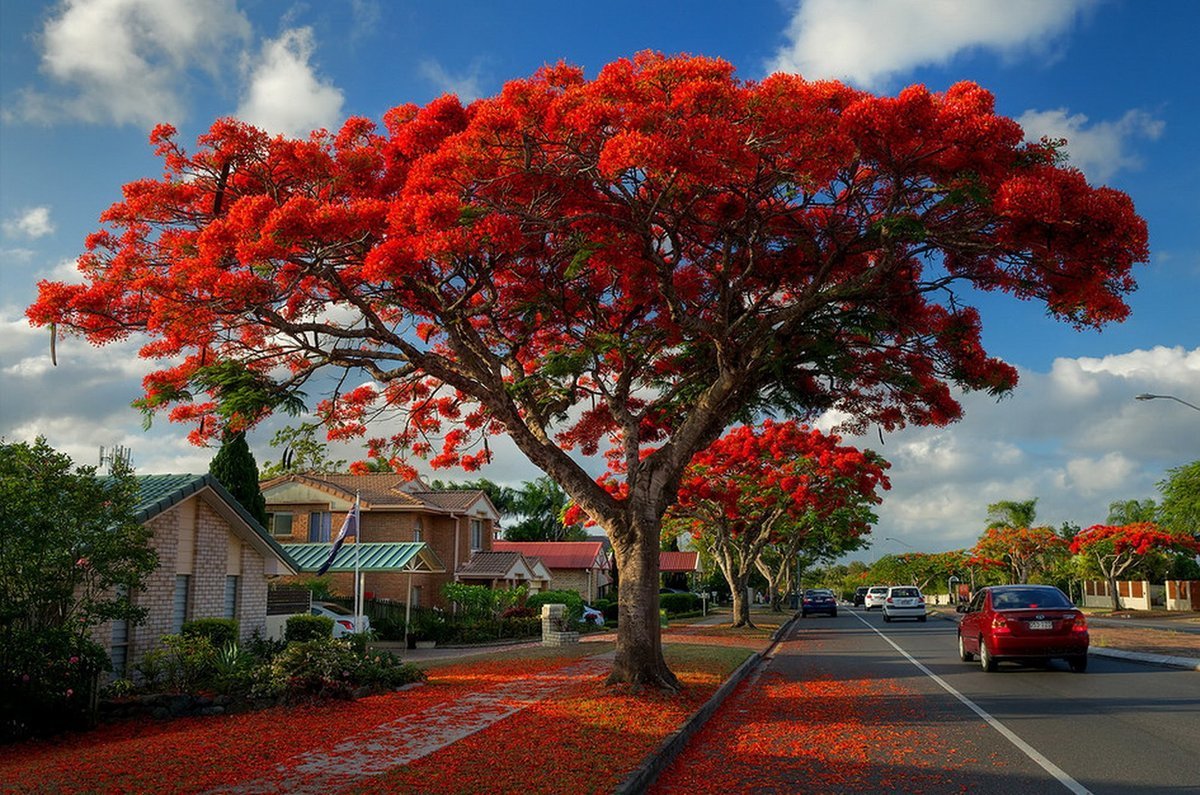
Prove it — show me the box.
[311,601,371,637]
[882,586,927,622]
[864,586,889,611]
[580,605,605,626]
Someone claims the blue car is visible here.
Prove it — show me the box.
[801,589,838,618]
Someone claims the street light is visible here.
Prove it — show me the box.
[884,536,914,549]
[1135,393,1200,412]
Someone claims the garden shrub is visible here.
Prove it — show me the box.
[286,613,333,642]
[526,590,584,621]
[136,634,218,693]
[181,617,239,648]
[372,615,406,641]
[500,606,534,619]
[267,638,424,701]
[660,592,701,615]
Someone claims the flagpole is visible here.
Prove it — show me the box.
[354,492,362,634]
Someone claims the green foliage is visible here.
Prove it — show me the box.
[1158,460,1200,535]
[259,422,346,477]
[441,583,527,620]
[136,634,218,693]
[525,590,584,621]
[659,592,701,615]
[503,477,586,541]
[986,498,1038,529]
[181,618,239,649]
[286,614,334,642]
[1106,498,1157,525]
[209,431,268,525]
[1,438,157,739]
[408,612,450,643]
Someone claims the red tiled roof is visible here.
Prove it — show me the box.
[492,541,607,571]
[659,551,699,572]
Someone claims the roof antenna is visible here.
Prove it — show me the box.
[99,444,132,473]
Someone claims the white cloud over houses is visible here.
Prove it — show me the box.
[770,0,1092,88]
[3,207,56,239]
[236,27,344,138]
[10,0,251,126]
[1017,108,1164,183]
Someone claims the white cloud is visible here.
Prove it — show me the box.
[236,27,344,138]
[10,0,251,126]
[419,60,486,103]
[770,0,1092,88]
[832,345,1200,556]
[3,207,55,239]
[1017,108,1164,183]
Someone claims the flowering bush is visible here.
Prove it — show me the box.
[1,626,108,740]
[285,613,334,642]
[136,634,219,694]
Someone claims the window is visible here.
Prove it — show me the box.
[413,518,423,543]
[172,574,190,633]
[110,585,129,677]
[411,586,421,607]
[268,513,294,537]
[308,512,332,542]
[470,519,484,551]
[224,575,239,619]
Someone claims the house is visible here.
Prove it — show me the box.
[660,550,700,591]
[492,541,611,601]
[455,550,551,592]
[261,473,499,609]
[94,474,300,677]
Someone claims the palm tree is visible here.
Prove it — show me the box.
[986,498,1038,529]
[1106,498,1157,525]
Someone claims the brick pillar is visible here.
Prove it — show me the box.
[540,603,579,647]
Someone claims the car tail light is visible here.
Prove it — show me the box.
[916,597,925,604]
[1070,613,1088,633]
[991,616,1010,634]
[338,619,355,630]
[886,597,894,604]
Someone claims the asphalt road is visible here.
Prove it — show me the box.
[772,607,1200,794]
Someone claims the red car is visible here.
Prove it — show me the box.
[956,585,1089,672]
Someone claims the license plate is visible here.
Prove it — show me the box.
[1029,620,1052,630]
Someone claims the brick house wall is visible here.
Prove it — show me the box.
[547,569,599,602]
[94,493,283,677]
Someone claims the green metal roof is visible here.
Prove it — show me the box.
[127,473,299,574]
[281,542,446,573]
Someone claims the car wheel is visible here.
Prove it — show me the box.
[883,613,891,622]
[1068,655,1088,673]
[958,632,973,662]
[831,609,838,618]
[918,615,927,623]
[979,637,997,672]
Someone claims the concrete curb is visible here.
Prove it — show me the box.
[929,608,1200,672]
[612,614,799,795]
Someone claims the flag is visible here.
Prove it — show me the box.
[316,497,359,576]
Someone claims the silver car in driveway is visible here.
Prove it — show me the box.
[882,586,927,622]
[311,601,371,637]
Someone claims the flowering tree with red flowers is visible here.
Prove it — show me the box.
[27,53,1147,689]
[665,421,889,627]
[1070,523,1200,610]
[971,525,1068,584]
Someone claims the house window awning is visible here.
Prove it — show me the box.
[281,542,446,574]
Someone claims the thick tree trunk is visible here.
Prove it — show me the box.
[609,525,680,691]
[728,572,754,628]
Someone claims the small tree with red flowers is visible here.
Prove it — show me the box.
[1069,523,1200,611]
[664,421,889,627]
[972,525,1068,584]
[28,54,1147,689]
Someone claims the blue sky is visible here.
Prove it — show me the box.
[1,0,1197,555]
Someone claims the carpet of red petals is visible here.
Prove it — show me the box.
[0,633,763,795]
[651,668,1002,795]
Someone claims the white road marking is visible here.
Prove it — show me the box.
[850,610,1093,795]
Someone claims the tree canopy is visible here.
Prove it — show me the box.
[209,430,268,525]
[27,53,1148,688]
